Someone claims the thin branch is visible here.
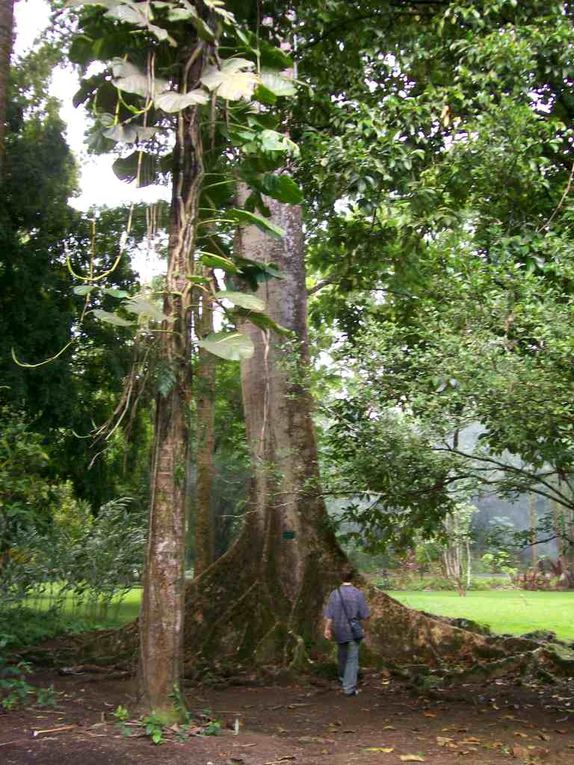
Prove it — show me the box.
[435,444,573,506]
[536,159,574,232]
[307,276,336,296]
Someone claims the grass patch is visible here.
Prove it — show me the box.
[0,588,142,651]
[387,590,574,641]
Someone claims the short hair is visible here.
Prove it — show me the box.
[341,567,356,582]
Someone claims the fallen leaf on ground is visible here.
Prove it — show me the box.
[510,745,529,759]
[482,741,505,750]
[363,747,395,753]
[298,736,334,744]
[514,732,529,738]
[399,755,425,762]
[423,712,437,718]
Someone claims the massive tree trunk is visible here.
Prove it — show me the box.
[181,190,346,670]
[0,0,14,174]
[179,192,495,672]
[138,40,209,715]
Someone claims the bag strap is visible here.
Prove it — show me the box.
[337,587,356,627]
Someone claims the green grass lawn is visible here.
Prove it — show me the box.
[21,585,142,625]
[388,590,574,641]
[0,588,143,650]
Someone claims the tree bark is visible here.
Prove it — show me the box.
[192,278,216,577]
[138,40,208,716]
[0,0,14,175]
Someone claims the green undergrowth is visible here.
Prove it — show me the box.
[376,575,515,591]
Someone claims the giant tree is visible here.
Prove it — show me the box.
[50,0,574,702]
[62,0,313,713]
[0,0,13,171]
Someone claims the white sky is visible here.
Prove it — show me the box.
[14,0,167,280]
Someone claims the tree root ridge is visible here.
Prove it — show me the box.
[363,587,574,684]
[18,621,139,668]
[17,569,574,687]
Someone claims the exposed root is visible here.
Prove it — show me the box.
[16,572,574,688]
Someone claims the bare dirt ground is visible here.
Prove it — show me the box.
[0,668,573,765]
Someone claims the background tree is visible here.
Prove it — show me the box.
[1,44,149,507]
[0,0,13,169]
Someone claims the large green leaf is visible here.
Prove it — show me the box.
[111,59,151,97]
[214,290,265,312]
[198,331,254,361]
[92,309,134,327]
[201,59,259,101]
[241,310,291,336]
[105,3,151,27]
[199,253,238,273]
[259,70,296,97]
[241,171,303,204]
[235,257,283,289]
[228,208,285,238]
[262,174,303,204]
[111,59,170,98]
[73,285,95,296]
[154,89,209,113]
[123,296,168,322]
[259,130,299,157]
[103,123,158,144]
[112,152,158,186]
[104,287,130,298]
[103,124,138,143]
[235,29,293,69]
[167,5,215,40]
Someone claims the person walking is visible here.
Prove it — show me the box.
[323,567,370,696]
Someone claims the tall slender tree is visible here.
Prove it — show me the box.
[138,19,214,715]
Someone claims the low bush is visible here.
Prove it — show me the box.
[376,574,515,591]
